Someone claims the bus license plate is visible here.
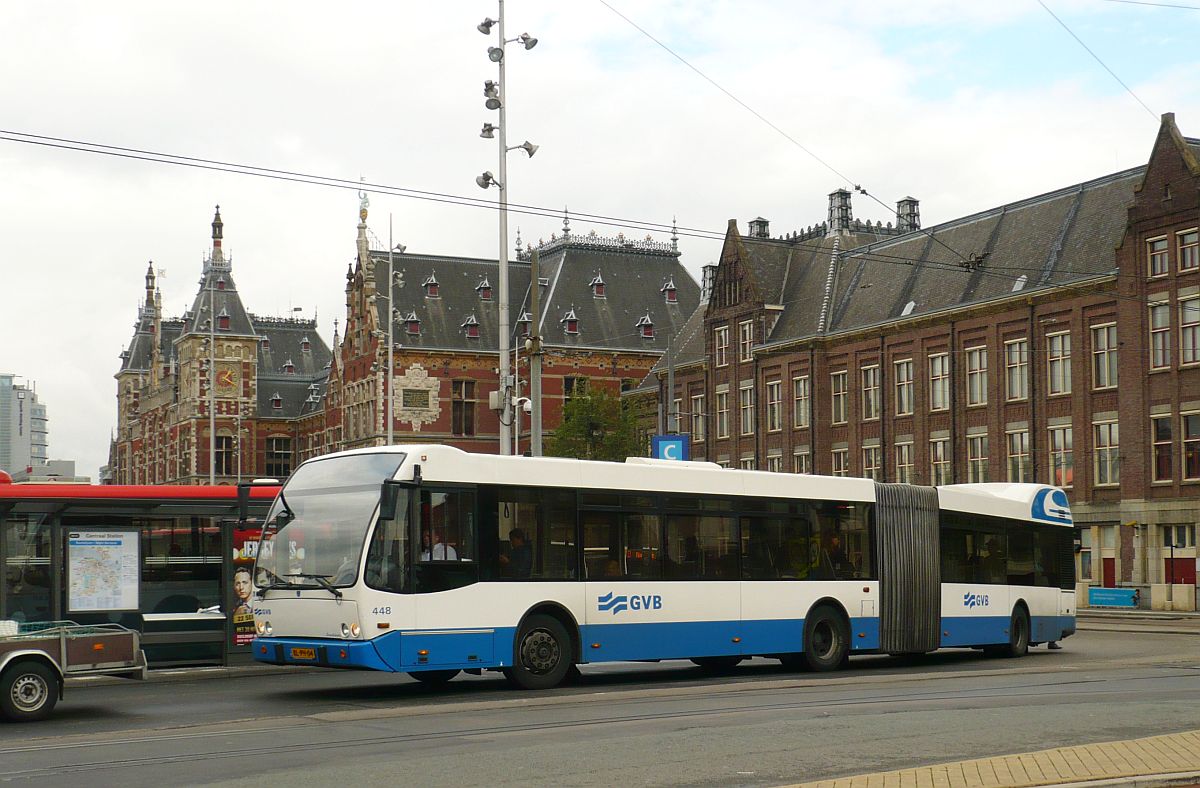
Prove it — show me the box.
[290,647,316,660]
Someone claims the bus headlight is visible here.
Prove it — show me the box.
[256,620,265,635]
[264,621,273,636]
[341,623,351,638]
[350,623,361,638]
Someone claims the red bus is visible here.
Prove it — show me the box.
[0,476,278,666]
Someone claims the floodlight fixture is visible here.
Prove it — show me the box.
[480,123,497,139]
[485,97,502,111]
[510,140,538,158]
[483,80,499,98]
[477,18,496,34]
[476,171,501,189]
[518,33,537,50]
[488,46,504,63]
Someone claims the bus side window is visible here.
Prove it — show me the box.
[623,513,663,579]
[488,487,577,581]
[582,510,622,579]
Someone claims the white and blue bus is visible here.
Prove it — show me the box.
[250,445,1076,689]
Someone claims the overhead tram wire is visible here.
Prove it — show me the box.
[1036,0,1158,121]
[1101,0,1200,10]
[0,129,1165,302]
[595,0,977,268]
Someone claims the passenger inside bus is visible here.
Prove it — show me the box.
[498,528,532,578]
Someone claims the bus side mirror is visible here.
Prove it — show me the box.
[380,480,402,521]
[237,483,251,523]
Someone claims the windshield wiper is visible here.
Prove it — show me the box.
[284,573,343,599]
[255,567,288,598]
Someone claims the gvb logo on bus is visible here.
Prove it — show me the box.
[597,591,662,615]
[963,592,990,609]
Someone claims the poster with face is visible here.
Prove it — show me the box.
[231,526,260,647]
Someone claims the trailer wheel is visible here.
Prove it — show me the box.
[1,661,59,722]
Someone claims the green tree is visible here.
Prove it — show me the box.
[546,386,641,462]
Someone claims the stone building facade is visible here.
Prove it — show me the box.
[645,113,1200,597]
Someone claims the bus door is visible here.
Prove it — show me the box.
[873,484,940,654]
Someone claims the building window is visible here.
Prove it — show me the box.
[831,448,849,477]
[636,314,654,339]
[1184,413,1200,481]
[564,377,587,401]
[967,435,989,483]
[561,309,579,334]
[1078,528,1093,581]
[930,438,951,486]
[716,391,729,439]
[1149,237,1169,277]
[966,346,987,406]
[738,320,754,362]
[266,437,292,478]
[714,326,729,367]
[765,380,782,431]
[691,394,705,442]
[1050,426,1073,487]
[766,455,782,473]
[271,393,283,410]
[300,337,311,352]
[861,365,880,421]
[1150,302,1171,369]
[423,274,440,298]
[831,371,848,424]
[739,457,756,471]
[862,446,881,481]
[590,272,606,298]
[1005,339,1028,401]
[476,278,492,300]
[662,279,678,303]
[895,442,914,484]
[793,375,810,429]
[1093,421,1119,486]
[1180,230,1199,272]
[1046,332,1071,395]
[739,384,755,436]
[1007,430,1031,483]
[214,435,234,476]
[462,315,480,339]
[1182,297,1200,365]
[1091,324,1118,389]
[894,359,913,416]
[929,353,949,410]
[283,360,295,375]
[1152,416,1172,482]
[217,313,230,331]
[452,380,476,437]
[794,449,810,474]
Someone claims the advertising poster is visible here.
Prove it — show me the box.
[68,530,139,612]
[230,525,261,647]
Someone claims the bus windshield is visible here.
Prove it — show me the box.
[254,453,405,590]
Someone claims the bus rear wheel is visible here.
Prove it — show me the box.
[802,605,849,672]
[505,614,572,690]
[407,669,460,686]
[988,607,1030,658]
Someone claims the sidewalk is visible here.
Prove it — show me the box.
[789,729,1200,788]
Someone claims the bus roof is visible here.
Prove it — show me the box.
[301,445,1073,527]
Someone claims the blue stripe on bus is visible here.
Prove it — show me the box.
[255,614,1074,673]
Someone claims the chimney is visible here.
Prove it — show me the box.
[897,197,920,233]
[701,264,718,302]
[748,217,770,238]
[827,189,853,235]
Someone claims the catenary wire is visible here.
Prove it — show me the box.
[1101,0,1200,9]
[1036,0,1158,121]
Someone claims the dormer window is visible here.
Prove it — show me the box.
[516,311,532,337]
[283,359,295,375]
[476,277,492,301]
[300,336,311,352]
[261,337,271,351]
[403,310,421,336]
[661,277,677,304]
[561,308,579,335]
[271,392,283,410]
[589,272,606,298]
[636,314,654,339]
[217,308,230,331]
[422,273,440,298]
[461,314,480,339]
[217,277,226,291]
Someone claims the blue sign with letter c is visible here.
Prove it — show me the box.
[651,435,689,461]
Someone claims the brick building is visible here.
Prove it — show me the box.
[112,205,699,481]
[646,113,1199,599]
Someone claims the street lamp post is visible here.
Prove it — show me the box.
[386,214,406,446]
[477,3,537,456]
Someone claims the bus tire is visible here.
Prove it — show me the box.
[691,656,743,673]
[407,669,460,686]
[1,660,59,722]
[1001,607,1030,658]
[802,605,849,672]
[506,614,572,690]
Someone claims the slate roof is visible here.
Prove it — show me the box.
[369,235,700,354]
[252,316,331,379]
[182,266,257,338]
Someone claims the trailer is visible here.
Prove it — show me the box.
[0,620,147,722]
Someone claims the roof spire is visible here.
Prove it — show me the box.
[562,206,571,238]
[204,205,229,273]
[515,227,524,259]
[671,216,678,251]
[356,183,370,268]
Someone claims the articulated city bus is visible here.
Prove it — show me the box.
[250,445,1076,689]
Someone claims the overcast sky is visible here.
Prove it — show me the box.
[1,1,1197,480]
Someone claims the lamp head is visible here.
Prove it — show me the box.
[488,46,504,63]
[480,123,496,139]
[476,171,499,189]
[518,140,538,158]
[477,18,496,34]
[483,80,499,98]
[393,243,406,254]
[485,97,502,111]
[519,33,538,50]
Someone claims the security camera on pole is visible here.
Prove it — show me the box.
[477,3,538,456]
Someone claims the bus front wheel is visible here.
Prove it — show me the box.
[801,605,849,672]
[505,614,572,690]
